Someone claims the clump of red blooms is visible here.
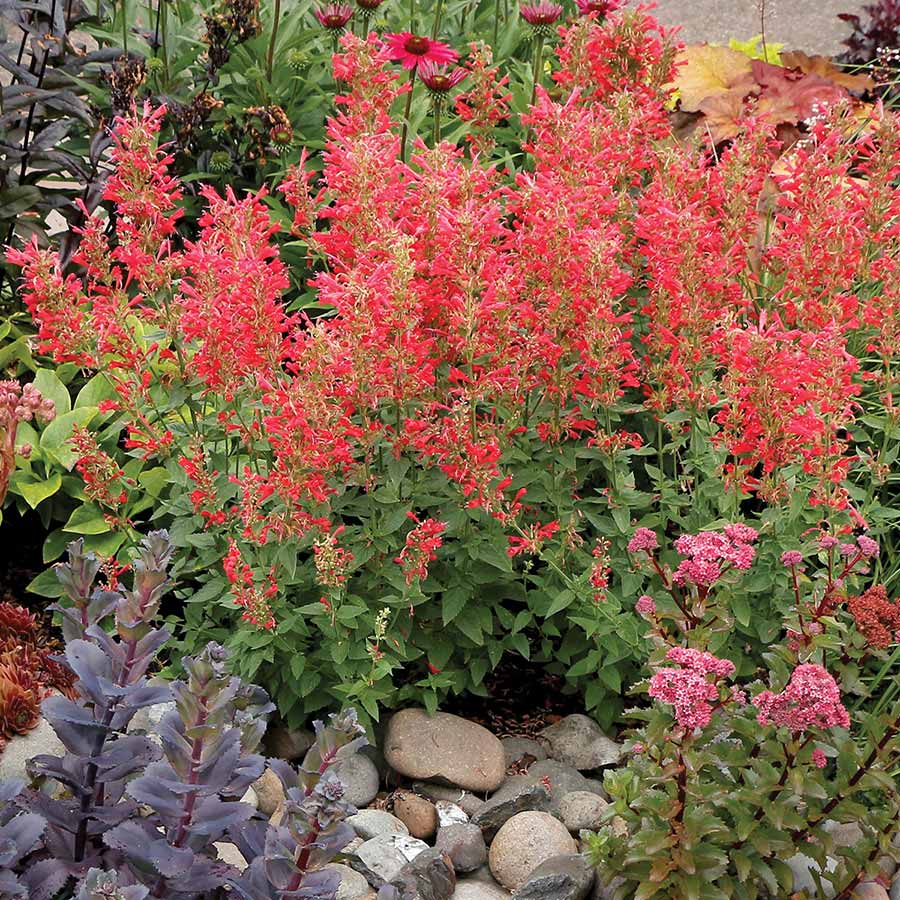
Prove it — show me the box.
[754,663,850,732]
[0,601,76,750]
[395,514,447,586]
[8,8,900,638]
[848,584,900,649]
[223,539,277,629]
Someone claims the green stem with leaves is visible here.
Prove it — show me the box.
[266,0,281,82]
[400,68,417,163]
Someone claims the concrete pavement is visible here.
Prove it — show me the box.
[648,0,867,56]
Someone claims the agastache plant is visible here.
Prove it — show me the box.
[1,530,369,900]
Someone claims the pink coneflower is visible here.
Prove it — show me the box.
[519,2,563,26]
[575,0,622,15]
[418,59,467,95]
[314,3,353,28]
[385,32,459,70]
[356,0,385,8]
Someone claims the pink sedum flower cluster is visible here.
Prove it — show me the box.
[753,663,850,732]
[648,646,735,731]
[672,526,758,587]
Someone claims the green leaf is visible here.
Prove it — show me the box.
[545,589,575,617]
[33,369,72,417]
[27,565,65,598]
[62,503,110,535]
[731,592,751,628]
[40,407,98,468]
[75,373,117,409]
[17,472,62,509]
[442,587,468,625]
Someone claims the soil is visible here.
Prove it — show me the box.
[441,656,584,738]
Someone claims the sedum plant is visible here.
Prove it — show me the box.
[1,532,369,899]
[585,525,900,899]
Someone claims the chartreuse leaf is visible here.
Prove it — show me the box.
[17,472,62,508]
[33,368,72,416]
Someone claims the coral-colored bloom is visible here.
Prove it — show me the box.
[754,664,850,732]
[575,0,622,14]
[384,32,458,70]
[395,514,447,585]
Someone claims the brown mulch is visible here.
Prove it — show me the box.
[441,655,583,739]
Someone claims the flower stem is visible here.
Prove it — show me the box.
[266,0,282,82]
[432,0,444,37]
[400,68,417,162]
[433,99,442,144]
[530,34,544,110]
[409,0,416,31]
[492,0,500,47]
[121,0,128,51]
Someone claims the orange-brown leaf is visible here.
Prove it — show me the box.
[672,45,756,113]
[780,50,874,94]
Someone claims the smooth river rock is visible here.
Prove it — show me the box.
[488,812,577,892]
[537,716,622,771]
[385,709,506,793]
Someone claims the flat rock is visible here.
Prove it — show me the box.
[415,782,485,818]
[354,834,431,885]
[215,841,248,873]
[252,768,285,816]
[334,753,381,808]
[240,786,259,809]
[786,852,837,899]
[385,710,506,793]
[1,718,65,783]
[592,875,626,900]
[328,864,373,900]
[488,812,577,892]
[558,793,609,833]
[512,854,595,900]
[436,801,469,827]
[502,738,548,768]
[472,761,604,838]
[537,717,621,771]
[391,848,457,900]
[453,883,512,900]
[394,790,439,840]
[436,823,488,873]
[349,810,411,840]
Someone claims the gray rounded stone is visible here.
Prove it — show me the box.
[488,812,577,891]
[385,709,506,793]
[786,852,837,899]
[328,864,372,900]
[265,723,315,761]
[473,761,604,838]
[436,823,488,873]
[354,834,431,884]
[558,793,609,833]
[453,883,512,900]
[0,718,65,783]
[349,810,410,840]
[537,716,622,771]
[502,738,548,768]
[512,854,595,900]
[853,885,889,900]
[334,753,381,808]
